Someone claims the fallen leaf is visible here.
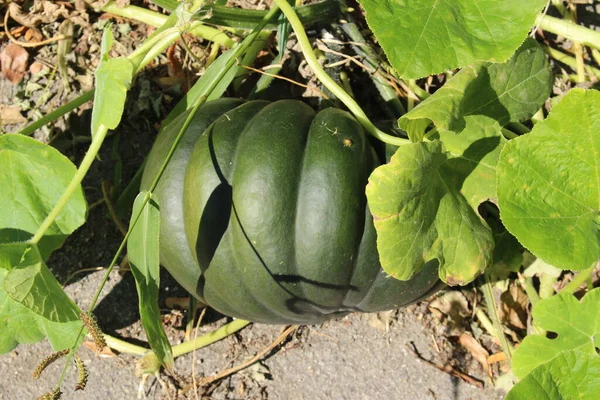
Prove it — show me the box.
[488,352,507,364]
[1,43,29,84]
[500,282,529,330]
[29,61,48,75]
[458,333,491,379]
[429,290,470,335]
[82,341,116,357]
[0,105,26,125]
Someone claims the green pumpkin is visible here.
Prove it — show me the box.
[142,99,440,324]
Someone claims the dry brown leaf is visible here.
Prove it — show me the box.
[1,43,29,84]
[0,105,26,125]
[429,290,470,336]
[82,341,116,357]
[457,333,491,379]
[8,1,69,28]
[500,282,529,330]
[487,352,507,365]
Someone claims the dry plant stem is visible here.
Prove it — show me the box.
[3,9,68,47]
[240,64,329,99]
[182,325,298,393]
[101,181,128,236]
[272,0,409,147]
[561,262,598,295]
[474,308,496,338]
[479,274,513,364]
[191,307,207,400]
[537,14,600,51]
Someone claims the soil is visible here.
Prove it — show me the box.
[0,1,508,399]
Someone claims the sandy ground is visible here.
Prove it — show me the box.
[0,268,505,400]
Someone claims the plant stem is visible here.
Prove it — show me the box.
[475,308,495,338]
[105,334,150,356]
[30,125,108,244]
[537,14,600,51]
[272,0,408,147]
[99,1,235,47]
[542,45,600,79]
[18,90,95,136]
[561,263,597,295]
[479,274,513,363]
[538,274,557,299]
[173,319,251,357]
[523,276,540,306]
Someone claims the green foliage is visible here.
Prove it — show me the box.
[0,244,82,353]
[497,89,600,270]
[507,350,600,400]
[399,39,552,142]
[0,134,87,258]
[366,39,552,285]
[127,191,174,371]
[359,0,547,78]
[0,134,86,354]
[512,287,600,379]
[367,140,493,285]
[91,29,135,138]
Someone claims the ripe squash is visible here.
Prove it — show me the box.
[142,99,440,324]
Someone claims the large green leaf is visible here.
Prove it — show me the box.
[366,141,494,285]
[399,39,552,142]
[512,287,600,379]
[128,191,174,371]
[359,0,547,79]
[497,89,600,270]
[91,29,134,138]
[0,134,87,258]
[3,244,80,323]
[0,244,82,354]
[507,350,600,400]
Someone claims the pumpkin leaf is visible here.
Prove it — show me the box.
[359,0,547,79]
[399,38,552,142]
[128,191,174,371]
[366,140,494,285]
[91,28,134,138]
[497,88,600,271]
[507,350,600,400]
[0,134,87,259]
[0,243,82,354]
[512,287,600,379]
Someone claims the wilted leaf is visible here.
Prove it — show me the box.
[367,141,494,284]
[500,282,528,330]
[0,105,26,125]
[1,43,28,84]
[359,0,547,79]
[497,88,600,271]
[458,333,490,379]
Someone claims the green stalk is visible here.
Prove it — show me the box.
[272,0,409,147]
[542,45,600,79]
[105,334,150,356]
[479,274,513,363]
[99,1,235,47]
[30,125,109,244]
[137,319,251,375]
[151,0,340,30]
[561,264,597,295]
[339,22,406,118]
[537,14,600,51]
[538,274,557,299]
[18,90,94,136]
[523,276,540,306]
